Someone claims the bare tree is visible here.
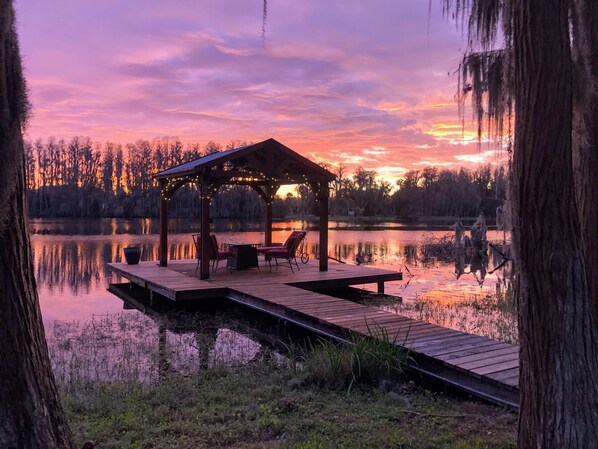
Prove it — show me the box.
[0,2,76,447]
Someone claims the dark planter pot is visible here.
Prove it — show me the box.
[124,246,142,265]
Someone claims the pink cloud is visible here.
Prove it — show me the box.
[16,0,501,176]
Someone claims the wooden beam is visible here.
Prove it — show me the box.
[200,177,211,280]
[264,184,275,246]
[159,180,168,267]
[208,169,265,180]
[318,183,329,272]
[244,153,267,172]
[273,157,291,175]
[265,202,273,246]
[248,184,268,203]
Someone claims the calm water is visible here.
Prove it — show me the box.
[32,218,515,382]
[32,218,512,325]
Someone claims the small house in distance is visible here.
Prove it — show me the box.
[153,138,336,279]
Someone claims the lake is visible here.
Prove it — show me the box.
[31,218,516,382]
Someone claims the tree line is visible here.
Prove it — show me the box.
[25,136,255,218]
[25,136,506,219]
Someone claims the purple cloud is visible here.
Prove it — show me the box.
[15,0,498,175]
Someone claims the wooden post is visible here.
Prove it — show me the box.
[377,281,385,294]
[200,177,211,280]
[265,185,273,246]
[159,179,168,267]
[318,183,329,272]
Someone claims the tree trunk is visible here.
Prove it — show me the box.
[512,0,598,447]
[571,0,598,325]
[0,3,76,448]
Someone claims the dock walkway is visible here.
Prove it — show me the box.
[107,260,519,408]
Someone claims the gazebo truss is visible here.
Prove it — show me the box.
[153,138,336,279]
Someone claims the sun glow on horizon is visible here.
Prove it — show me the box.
[16,0,505,179]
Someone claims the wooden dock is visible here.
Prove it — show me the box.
[107,259,519,409]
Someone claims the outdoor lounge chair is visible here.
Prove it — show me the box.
[192,234,201,273]
[264,231,307,273]
[256,230,303,255]
[209,234,233,272]
[192,234,233,273]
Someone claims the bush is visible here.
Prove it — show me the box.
[301,326,411,391]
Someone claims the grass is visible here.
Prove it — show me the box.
[52,313,516,449]
[62,360,516,449]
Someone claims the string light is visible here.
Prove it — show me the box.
[157,160,333,203]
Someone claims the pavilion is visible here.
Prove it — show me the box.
[153,138,336,279]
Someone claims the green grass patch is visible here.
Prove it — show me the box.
[63,359,516,449]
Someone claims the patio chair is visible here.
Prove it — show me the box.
[192,234,233,273]
[192,234,201,273]
[209,234,233,273]
[256,230,303,255]
[264,231,307,273]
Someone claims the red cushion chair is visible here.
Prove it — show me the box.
[265,231,307,273]
[209,234,233,272]
[256,230,303,255]
[192,234,232,273]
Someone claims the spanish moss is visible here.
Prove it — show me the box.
[262,0,268,47]
[441,0,513,154]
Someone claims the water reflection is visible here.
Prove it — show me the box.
[47,284,320,386]
[32,229,509,298]
[48,310,268,385]
[32,230,510,313]
[32,220,514,345]
[32,220,516,374]
[29,217,479,236]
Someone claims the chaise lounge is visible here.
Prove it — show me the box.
[261,231,307,273]
[256,230,303,255]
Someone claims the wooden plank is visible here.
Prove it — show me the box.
[349,324,457,344]
[411,334,473,348]
[330,313,411,325]
[446,346,519,365]
[312,307,390,320]
[383,326,456,344]
[257,295,342,307]
[409,334,485,352]
[502,377,519,387]
[407,328,464,343]
[457,352,519,371]
[435,340,514,360]
[472,359,520,376]
[323,310,391,325]
[485,367,519,383]
[331,315,415,330]
[289,301,373,313]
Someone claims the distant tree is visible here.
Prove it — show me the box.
[391,166,499,218]
[103,142,116,195]
[204,140,222,154]
[153,137,168,172]
[185,142,202,160]
[66,136,81,188]
[168,138,184,165]
[0,2,76,447]
[114,144,124,195]
[225,139,248,150]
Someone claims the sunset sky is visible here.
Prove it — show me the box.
[15,0,505,183]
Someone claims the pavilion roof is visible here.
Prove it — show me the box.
[153,138,336,185]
